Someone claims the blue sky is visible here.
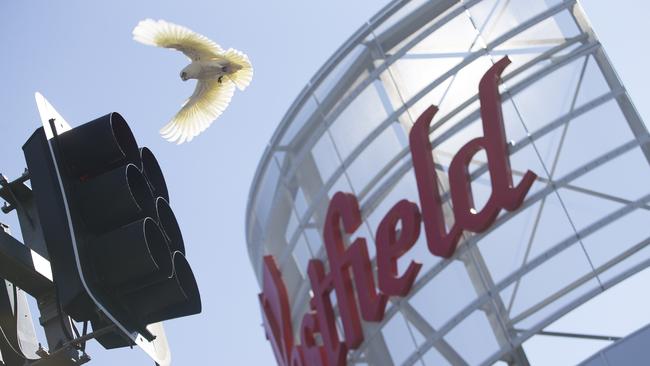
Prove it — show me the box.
[0,1,648,365]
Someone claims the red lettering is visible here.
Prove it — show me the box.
[409,106,462,258]
[259,56,537,366]
[307,259,346,366]
[290,348,305,366]
[299,312,325,366]
[259,256,295,366]
[410,56,536,257]
[410,105,463,258]
[322,192,387,348]
[449,56,537,231]
[376,199,422,296]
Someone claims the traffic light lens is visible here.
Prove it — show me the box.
[109,113,139,170]
[79,164,155,232]
[92,217,172,287]
[140,147,169,202]
[59,112,139,178]
[126,253,201,324]
[155,197,184,255]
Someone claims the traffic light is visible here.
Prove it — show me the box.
[22,112,201,349]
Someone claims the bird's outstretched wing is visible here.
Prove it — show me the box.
[133,19,223,61]
[224,48,254,91]
[160,80,236,144]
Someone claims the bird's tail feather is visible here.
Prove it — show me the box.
[224,48,253,91]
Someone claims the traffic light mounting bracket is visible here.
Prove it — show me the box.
[0,170,101,365]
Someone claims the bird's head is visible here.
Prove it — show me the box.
[180,63,200,81]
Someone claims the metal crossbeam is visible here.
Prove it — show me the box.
[279,33,595,273]
[516,329,620,342]
[0,231,52,298]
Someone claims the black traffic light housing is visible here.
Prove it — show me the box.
[22,112,201,348]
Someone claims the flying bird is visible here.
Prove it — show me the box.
[133,19,253,144]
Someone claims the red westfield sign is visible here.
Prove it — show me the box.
[258,56,537,366]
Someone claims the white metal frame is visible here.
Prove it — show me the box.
[247,1,650,365]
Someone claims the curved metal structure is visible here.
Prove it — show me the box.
[247,0,650,364]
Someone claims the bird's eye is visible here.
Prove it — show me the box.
[221,66,229,72]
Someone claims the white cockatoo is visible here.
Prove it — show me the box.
[133,19,253,144]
